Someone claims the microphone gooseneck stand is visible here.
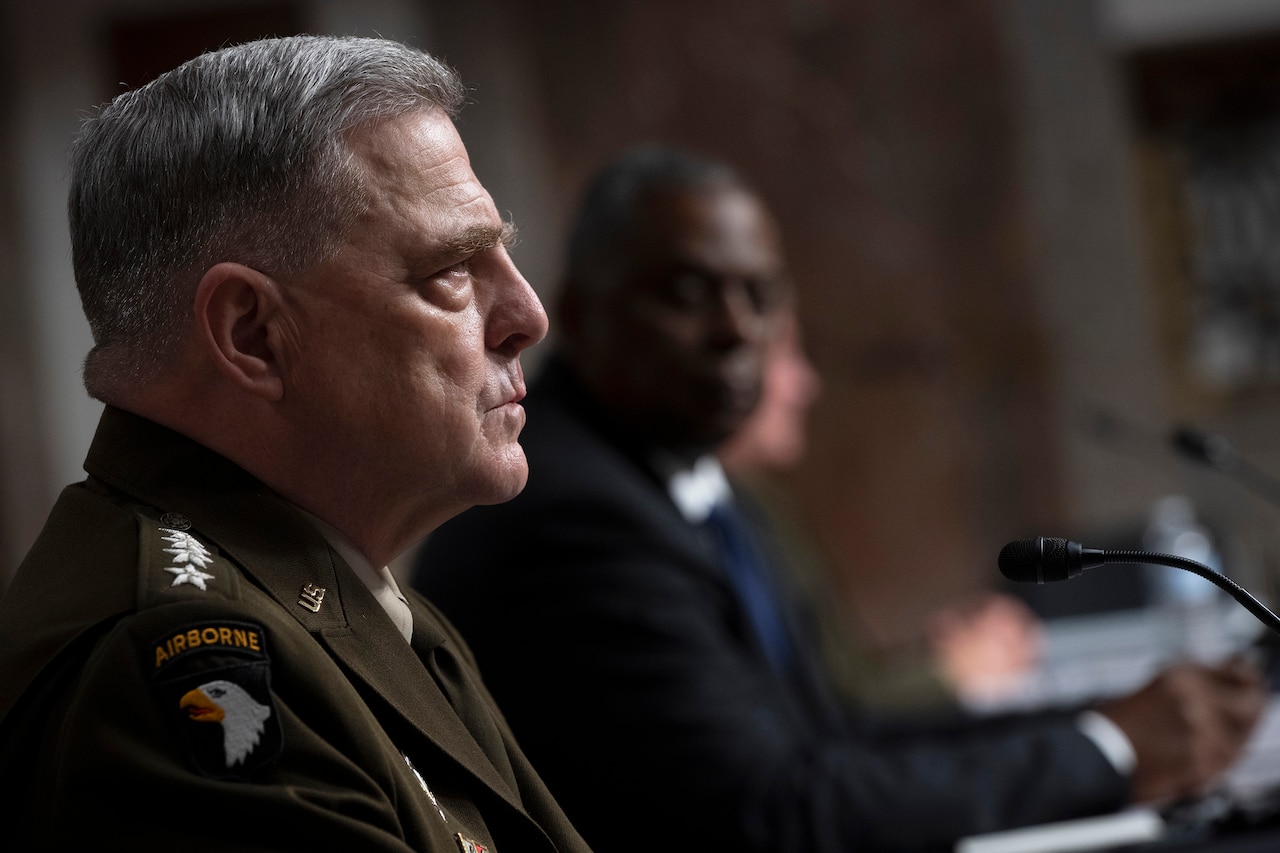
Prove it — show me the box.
[998,536,1280,637]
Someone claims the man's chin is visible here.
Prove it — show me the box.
[474,459,530,507]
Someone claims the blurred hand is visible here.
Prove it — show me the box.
[1098,658,1267,804]
[928,592,1044,706]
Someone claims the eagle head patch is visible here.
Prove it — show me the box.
[150,621,283,779]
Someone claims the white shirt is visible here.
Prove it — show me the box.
[665,453,732,523]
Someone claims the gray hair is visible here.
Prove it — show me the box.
[70,34,467,396]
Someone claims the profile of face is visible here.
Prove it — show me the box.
[578,183,791,454]
[279,109,548,532]
[718,312,822,474]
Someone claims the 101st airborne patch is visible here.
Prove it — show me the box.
[149,620,283,779]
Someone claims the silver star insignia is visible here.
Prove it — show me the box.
[158,526,216,590]
[165,564,216,590]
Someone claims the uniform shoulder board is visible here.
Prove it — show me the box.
[132,507,282,779]
[132,507,242,609]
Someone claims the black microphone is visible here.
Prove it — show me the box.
[999,536,1280,635]
[997,537,1105,583]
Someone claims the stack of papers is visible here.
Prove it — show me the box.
[955,808,1165,853]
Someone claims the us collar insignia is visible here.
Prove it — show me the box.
[298,583,326,613]
[150,620,282,779]
[159,526,216,590]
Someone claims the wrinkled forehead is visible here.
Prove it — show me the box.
[344,109,508,237]
[345,109,472,194]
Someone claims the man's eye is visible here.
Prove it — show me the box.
[416,260,474,311]
[418,260,473,292]
[665,273,714,307]
[438,260,472,279]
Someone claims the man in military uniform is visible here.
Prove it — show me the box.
[0,35,588,853]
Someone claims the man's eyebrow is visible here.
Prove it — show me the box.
[443,221,519,256]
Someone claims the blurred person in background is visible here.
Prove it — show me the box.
[414,144,1266,852]
[717,308,1045,713]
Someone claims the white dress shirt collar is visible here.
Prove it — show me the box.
[662,453,732,524]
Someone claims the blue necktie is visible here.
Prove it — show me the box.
[703,500,794,673]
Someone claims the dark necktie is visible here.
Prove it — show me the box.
[414,629,519,789]
[703,500,794,673]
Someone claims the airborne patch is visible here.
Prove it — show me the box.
[149,620,283,779]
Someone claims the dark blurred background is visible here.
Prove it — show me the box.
[8,0,1280,672]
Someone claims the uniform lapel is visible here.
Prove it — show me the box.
[316,583,522,803]
[200,494,525,810]
[85,407,528,813]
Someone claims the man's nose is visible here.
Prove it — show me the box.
[487,258,549,357]
[708,280,765,345]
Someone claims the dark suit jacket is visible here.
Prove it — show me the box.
[413,355,1129,853]
[0,406,589,853]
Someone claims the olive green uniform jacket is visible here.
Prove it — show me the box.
[0,406,591,853]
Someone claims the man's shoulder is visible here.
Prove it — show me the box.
[5,479,261,615]
[3,479,144,629]
[0,480,288,721]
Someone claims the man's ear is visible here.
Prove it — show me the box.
[194,262,287,401]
